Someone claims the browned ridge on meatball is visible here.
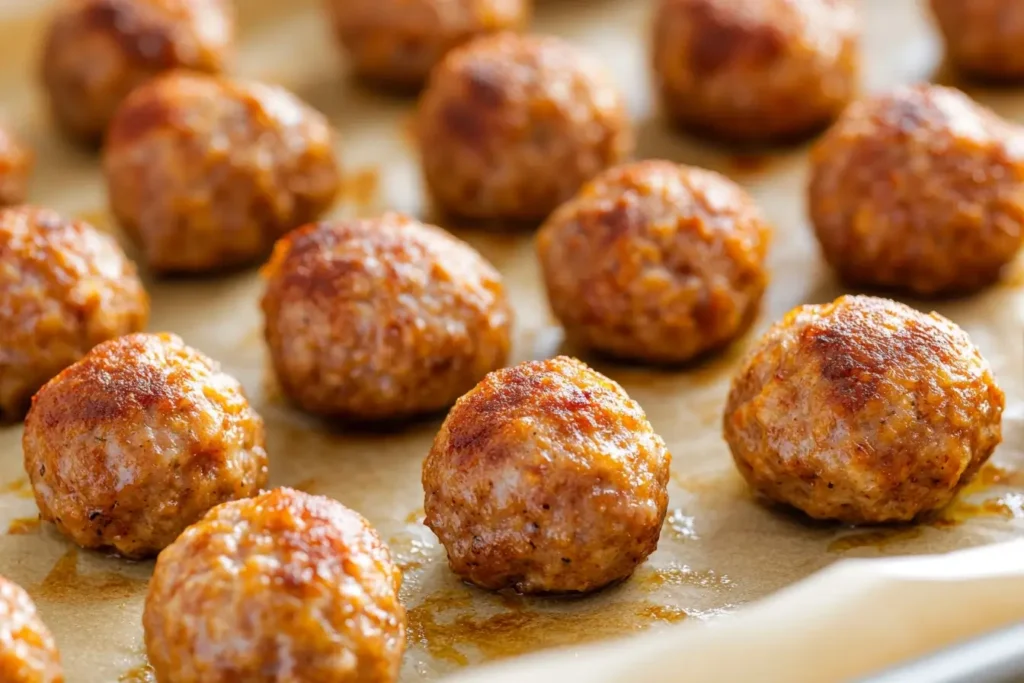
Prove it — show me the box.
[809,83,1024,296]
[417,31,633,222]
[724,295,1004,524]
[537,160,771,364]
[327,0,530,88]
[144,487,405,683]
[262,213,512,421]
[653,0,860,142]
[0,205,148,422]
[104,70,341,274]
[424,355,671,594]
[0,126,33,207]
[41,0,235,142]
[931,0,1024,81]
[0,575,63,683]
[23,332,267,558]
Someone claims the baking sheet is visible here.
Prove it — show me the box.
[1,0,1023,681]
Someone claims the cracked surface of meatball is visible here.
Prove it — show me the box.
[327,0,530,88]
[104,71,341,274]
[416,32,633,222]
[0,206,148,422]
[537,161,771,364]
[41,0,234,143]
[652,0,859,142]
[23,332,268,559]
[809,84,1024,296]
[723,295,1004,524]
[262,213,512,421]
[0,575,63,683]
[931,0,1024,81]
[423,356,671,594]
[144,487,405,683]
[0,127,33,208]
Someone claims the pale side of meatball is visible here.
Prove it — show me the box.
[0,206,148,422]
[416,32,633,222]
[0,127,33,207]
[537,161,771,364]
[0,576,63,683]
[423,356,671,594]
[931,0,1024,81]
[41,0,234,143]
[262,213,512,421]
[23,332,268,559]
[144,488,405,683]
[653,0,859,142]
[809,84,1024,296]
[724,295,1004,524]
[327,0,530,88]
[104,71,341,274]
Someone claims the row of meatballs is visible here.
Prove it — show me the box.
[0,295,1004,682]
[3,74,1023,422]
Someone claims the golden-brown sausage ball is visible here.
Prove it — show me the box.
[0,206,148,422]
[0,575,63,683]
[23,332,268,559]
[41,0,235,143]
[537,161,771,364]
[416,32,633,222]
[104,71,341,274]
[809,84,1024,296]
[931,0,1024,81]
[652,0,859,142]
[262,213,512,421]
[724,295,1004,524]
[144,487,405,683]
[423,356,671,594]
[0,127,33,207]
[326,0,530,89]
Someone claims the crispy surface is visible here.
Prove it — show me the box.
[0,576,63,683]
[261,213,512,421]
[536,160,771,364]
[423,356,671,594]
[652,0,859,142]
[931,0,1024,80]
[23,332,268,559]
[808,84,1024,295]
[41,0,234,142]
[327,0,529,88]
[144,487,405,683]
[723,295,1004,524]
[416,32,633,221]
[0,127,33,208]
[103,71,341,274]
[0,206,148,422]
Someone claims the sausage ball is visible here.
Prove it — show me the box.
[931,0,1024,81]
[652,0,859,142]
[423,356,671,594]
[537,161,771,364]
[416,32,633,222]
[144,487,405,683]
[104,71,341,274]
[41,0,234,143]
[0,206,148,422]
[809,84,1024,296]
[262,213,512,421]
[23,332,268,559]
[327,0,530,89]
[0,575,63,683]
[0,127,33,207]
[724,295,1004,524]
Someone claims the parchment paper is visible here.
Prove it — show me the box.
[0,1,1023,681]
